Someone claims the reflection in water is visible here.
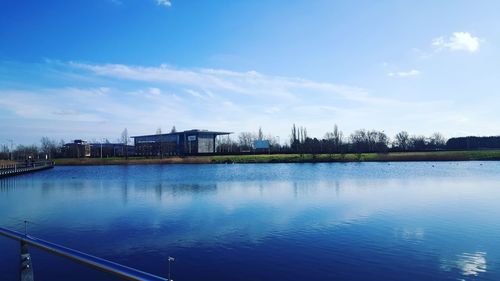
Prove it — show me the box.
[1,163,500,281]
[394,227,425,241]
[0,177,17,192]
[441,252,487,278]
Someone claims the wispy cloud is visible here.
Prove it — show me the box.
[156,0,171,7]
[0,61,467,144]
[388,69,420,78]
[70,62,373,103]
[432,32,481,53]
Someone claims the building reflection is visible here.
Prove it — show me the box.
[0,178,17,192]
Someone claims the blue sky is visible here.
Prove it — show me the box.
[1,0,500,145]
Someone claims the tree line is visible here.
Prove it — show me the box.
[217,124,484,154]
[2,125,499,160]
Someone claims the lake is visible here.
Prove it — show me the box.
[1,162,500,280]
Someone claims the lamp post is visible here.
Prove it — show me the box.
[167,256,175,281]
[7,139,13,160]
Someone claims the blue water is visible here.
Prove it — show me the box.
[1,162,500,280]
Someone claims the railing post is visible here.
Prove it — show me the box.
[20,241,34,281]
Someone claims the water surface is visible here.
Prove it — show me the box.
[1,162,500,280]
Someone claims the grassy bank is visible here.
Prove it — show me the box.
[54,150,500,165]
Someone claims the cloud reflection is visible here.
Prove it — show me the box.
[441,251,487,278]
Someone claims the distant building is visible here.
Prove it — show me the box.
[89,143,135,158]
[64,140,91,158]
[253,140,270,153]
[253,140,270,150]
[132,129,231,156]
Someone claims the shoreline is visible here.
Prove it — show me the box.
[53,150,500,166]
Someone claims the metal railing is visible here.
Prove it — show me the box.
[0,161,54,177]
[0,227,167,281]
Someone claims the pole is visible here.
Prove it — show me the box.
[20,241,34,281]
[0,227,168,281]
[167,256,174,281]
[8,139,13,161]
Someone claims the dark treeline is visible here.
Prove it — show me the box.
[0,137,65,161]
[446,136,500,150]
[217,124,450,154]
[217,124,499,155]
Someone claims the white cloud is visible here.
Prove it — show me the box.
[156,0,171,7]
[388,69,420,78]
[148,87,161,95]
[432,32,481,53]
[70,62,374,104]
[0,61,469,144]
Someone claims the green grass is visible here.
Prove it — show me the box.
[209,150,500,163]
[54,150,500,165]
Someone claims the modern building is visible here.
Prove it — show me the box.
[89,143,135,158]
[132,129,231,156]
[63,140,91,158]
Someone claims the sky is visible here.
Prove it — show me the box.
[1,0,500,145]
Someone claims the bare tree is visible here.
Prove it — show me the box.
[332,124,343,152]
[393,131,410,151]
[258,127,263,141]
[0,144,9,160]
[171,126,177,133]
[428,132,446,149]
[350,129,389,153]
[238,132,255,152]
[216,135,237,153]
[14,144,39,161]
[156,127,162,135]
[40,137,57,159]
[409,135,427,151]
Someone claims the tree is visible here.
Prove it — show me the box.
[324,125,343,154]
[14,144,39,161]
[0,144,9,160]
[409,135,427,151]
[428,132,446,149]
[238,132,255,152]
[258,127,263,141]
[393,131,410,151]
[350,129,368,153]
[331,124,343,153]
[156,127,162,135]
[40,137,57,159]
[216,135,237,153]
[290,124,298,152]
[171,126,177,133]
[121,128,129,159]
[350,129,389,153]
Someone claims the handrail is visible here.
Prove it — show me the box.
[0,227,167,281]
[0,161,54,177]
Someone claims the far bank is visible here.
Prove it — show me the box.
[54,150,500,165]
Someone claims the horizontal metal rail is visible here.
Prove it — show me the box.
[0,161,54,178]
[0,227,167,281]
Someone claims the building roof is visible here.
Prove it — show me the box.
[131,129,231,138]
